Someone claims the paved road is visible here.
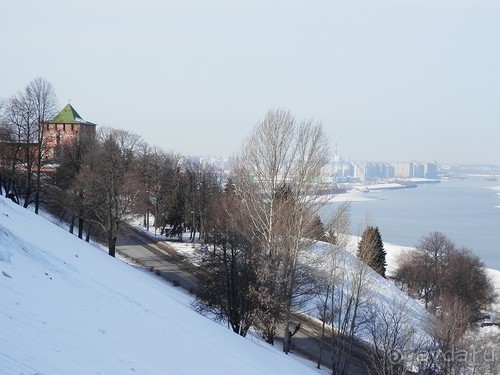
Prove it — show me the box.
[282,315,370,374]
[116,225,370,374]
[116,225,199,293]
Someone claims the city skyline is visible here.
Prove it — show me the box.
[2,1,499,164]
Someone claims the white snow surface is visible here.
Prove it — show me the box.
[323,189,374,203]
[0,197,324,375]
[162,230,432,347]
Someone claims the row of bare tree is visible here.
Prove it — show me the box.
[51,130,223,257]
[0,78,223,257]
[0,77,58,213]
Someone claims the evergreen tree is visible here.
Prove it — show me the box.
[357,226,386,278]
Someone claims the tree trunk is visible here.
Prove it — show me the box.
[283,326,291,354]
[22,154,34,208]
[282,246,299,354]
[108,235,116,257]
[85,223,91,242]
[317,285,330,369]
[9,183,20,205]
[78,217,85,239]
[34,158,42,214]
[264,321,276,345]
[283,323,300,354]
[69,214,75,234]
[23,185,32,208]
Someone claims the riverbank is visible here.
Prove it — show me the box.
[328,179,500,270]
[324,179,440,200]
[343,234,500,310]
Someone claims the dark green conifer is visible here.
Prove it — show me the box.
[357,226,386,278]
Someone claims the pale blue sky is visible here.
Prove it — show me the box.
[1,0,499,164]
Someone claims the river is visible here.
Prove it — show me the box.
[328,179,500,271]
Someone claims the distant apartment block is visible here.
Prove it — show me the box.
[424,161,438,178]
[329,157,438,182]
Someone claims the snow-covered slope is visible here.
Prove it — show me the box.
[0,197,321,375]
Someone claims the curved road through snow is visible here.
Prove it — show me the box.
[116,225,369,374]
[116,225,199,293]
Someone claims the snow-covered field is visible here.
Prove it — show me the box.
[324,189,374,203]
[0,197,326,375]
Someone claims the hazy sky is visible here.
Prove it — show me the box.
[2,0,499,164]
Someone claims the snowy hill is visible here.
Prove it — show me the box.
[0,197,322,375]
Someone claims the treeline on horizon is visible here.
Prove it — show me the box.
[0,77,498,374]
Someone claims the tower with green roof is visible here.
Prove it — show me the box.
[41,103,97,159]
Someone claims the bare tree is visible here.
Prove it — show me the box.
[396,232,496,319]
[396,232,497,373]
[195,186,261,336]
[314,202,351,370]
[184,159,222,242]
[79,127,143,256]
[51,132,97,239]
[231,108,330,350]
[4,89,38,206]
[366,298,423,375]
[396,232,455,311]
[135,144,162,232]
[146,150,174,235]
[455,322,500,374]
[395,251,433,309]
[433,249,496,374]
[0,101,19,200]
[134,151,185,238]
[330,254,372,375]
[441,247,497,320]
[161,158,187,238]
[28,78,58,214]
[3,78,58,210]
[311,242,373,374]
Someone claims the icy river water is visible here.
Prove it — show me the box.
[326,179,500,271]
